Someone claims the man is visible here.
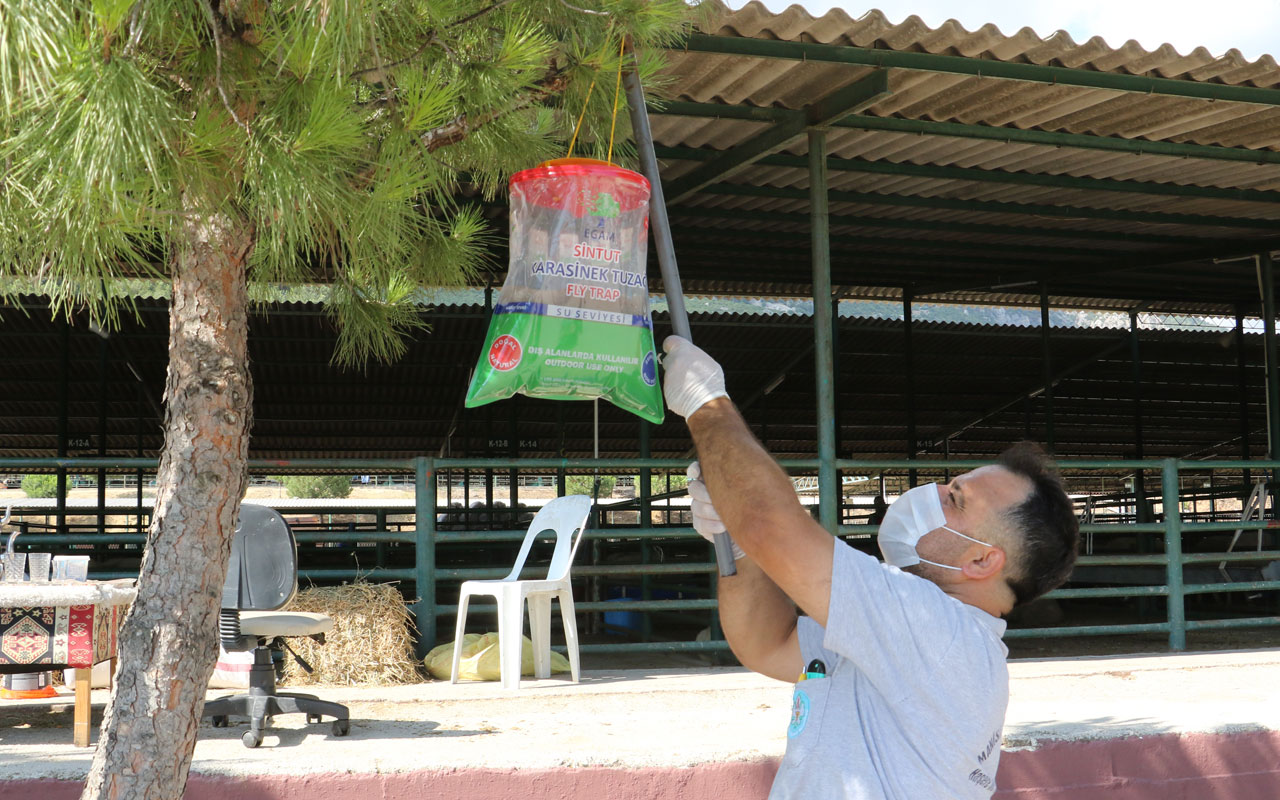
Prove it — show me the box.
[662,336,1079,799]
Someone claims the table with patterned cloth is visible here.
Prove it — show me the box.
[0,580,136,747]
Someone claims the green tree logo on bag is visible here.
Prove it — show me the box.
[591,192,620,218]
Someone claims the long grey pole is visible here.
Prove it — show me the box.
[623,45,738,578]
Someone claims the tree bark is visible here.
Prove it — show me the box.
[82,211,254,800]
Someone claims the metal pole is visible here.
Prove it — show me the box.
[556,401,566,496]
[57,319,68,535]
[623,59,691,343]
[1040,283,1055,452]
[639,420,653,639]
[1260,253,1280,519]
[832,295,843,524]
[1129,311,1148,523]
[904,286,918,488]
[413,456,436,659]
[810,129,838,535]
[1161,458,1186,650]
[135,382,144,537]
[509,401,518,528]
[624,44,737,577]
[98,334,108,537]
[1236,306,1252,497]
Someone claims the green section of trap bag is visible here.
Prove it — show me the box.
[465,311,664,424]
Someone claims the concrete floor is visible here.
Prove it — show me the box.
[1,648,1279,797]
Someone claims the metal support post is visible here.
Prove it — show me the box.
[98,334,108,537]
[832,296,843,523]
[376,509,387,568]
[809,129,838,535]
[557,402,566,496]
[1235,306,1252,495]
[1039,284,1055,452]
[135,382,144,536]
[413,457,437,659]
[1161,459,1186,650]
[639,421,653,639]
[509,402,519,528]
[1261,253,1280,519]
[57,319,69,535]
[1129,311,1148,523]
[904,286,917,487]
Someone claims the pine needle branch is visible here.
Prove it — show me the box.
[349,0,507,82]
[198,0,245,131]
[350,31,436,79]
[446,0,521,31]
[350,0,521,81]
[419,65,568,152]
[123,2,148,58]
[558,0,611,16]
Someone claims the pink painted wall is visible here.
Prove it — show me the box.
[8,731,1280,799]
[994,730,1280,799]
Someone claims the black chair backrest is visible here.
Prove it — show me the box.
[222,504,298,612]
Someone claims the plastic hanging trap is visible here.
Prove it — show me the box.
[465,158,663,423]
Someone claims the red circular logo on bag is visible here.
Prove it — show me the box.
[488,335,522,371]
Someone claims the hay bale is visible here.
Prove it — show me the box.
[280,581,422,686]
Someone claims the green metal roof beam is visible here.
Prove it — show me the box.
[667,206,1209,245]
[663,71,890,204]
[661,145,1280,205]
[915,235,1280,296]
[840,115,1280,167]
[677,34,1280,108]
[689,181,1280,231]
[670,225,1118,260]
[669,245,1044,269]
[651,100,1280,167]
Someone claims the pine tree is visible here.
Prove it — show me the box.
[0,1,694,797]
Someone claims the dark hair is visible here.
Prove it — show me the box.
[997,441,1079,607]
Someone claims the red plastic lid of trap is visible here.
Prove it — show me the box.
[509,158,650,217]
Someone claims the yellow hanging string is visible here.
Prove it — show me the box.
[566,75,597,158]
[606,34,626,164]
[568,28,617,159]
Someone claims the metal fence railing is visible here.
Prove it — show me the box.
[2,456,1278,659]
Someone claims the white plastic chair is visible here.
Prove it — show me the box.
[450,494,592,689]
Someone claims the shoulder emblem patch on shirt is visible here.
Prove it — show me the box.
[788,687,811,738]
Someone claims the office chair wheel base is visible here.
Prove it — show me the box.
[332,719,350,737]
[242,730,263,748]
[210,716,229,728]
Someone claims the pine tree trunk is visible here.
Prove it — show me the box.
[82,212,254,800]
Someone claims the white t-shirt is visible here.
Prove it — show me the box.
[768,541,1010,799]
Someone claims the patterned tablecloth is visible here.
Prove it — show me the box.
[0,581,135,672]
[0,603,123,670]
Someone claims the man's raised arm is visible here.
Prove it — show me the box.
[663,336,836,644]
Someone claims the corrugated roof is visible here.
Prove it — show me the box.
[626,1,1280,313]
[701,3,1280,88]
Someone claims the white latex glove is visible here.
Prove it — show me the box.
[662,336,729,419]
[687,461,745,560]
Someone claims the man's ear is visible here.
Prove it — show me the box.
[961,546,1005,580]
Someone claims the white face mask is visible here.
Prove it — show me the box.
[877,483,992,570]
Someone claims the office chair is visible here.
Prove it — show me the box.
[202,503,350,747]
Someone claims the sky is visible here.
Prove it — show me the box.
[727,0,1280,60]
